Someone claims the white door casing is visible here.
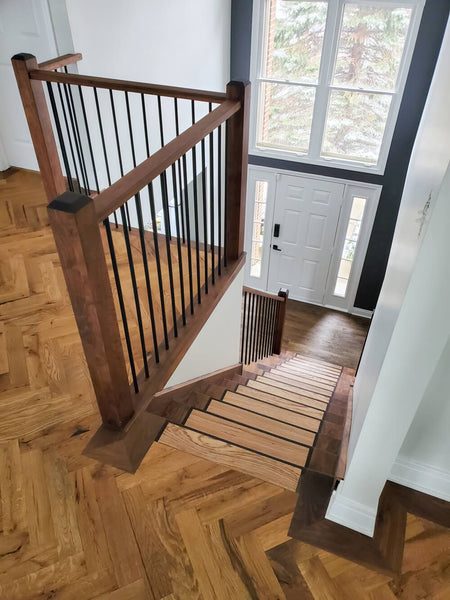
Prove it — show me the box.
[0,0,58,170]
[267,174,344,304]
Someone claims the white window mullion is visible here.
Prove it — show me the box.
[308,0,342,159]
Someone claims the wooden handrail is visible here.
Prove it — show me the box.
[94,99,240,222]
[242,286,285,302]
[38,53,83,71]
[29,69,227,103]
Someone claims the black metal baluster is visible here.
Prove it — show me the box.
[217,123,222,276]
[56,82,81,193]
[171,162,186,326]
[125,91,137,168]
[245,292,252,365]
[46,81,73,191]
[160,171,178,337]
[201,137,208,294]
[120,205,149,377]
[265,297,272,358]
[190,102,201,302]
[261,296,268,359]
[253,294,260,364]
[62,72,90,193]
[258,296,265,359]
[254,295,262,361]
[181,151,194,314]
[223,125,228,268]
[104,219,138,392]
[209,114,215,285]
[241,291,247,364]
[271,301,278,356]
[93,87,117,226]
[248,293,255,365]
[173,99,185,243]
[148,182,169,349]
[134,192,159,363]
[109,90,131,229]
[78,86,100,194]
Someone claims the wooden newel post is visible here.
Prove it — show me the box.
[272,288,289,355]
[48,192,134,430]
[225,80,251,263]
[12,53,66,202]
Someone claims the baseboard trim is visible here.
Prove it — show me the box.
[351,307,373,318]
[326,490,377,537]
[389,456,450,501]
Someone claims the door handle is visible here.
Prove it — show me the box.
[273,223,280,238]
[272,244,282,252]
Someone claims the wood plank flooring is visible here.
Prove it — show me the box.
[0,168,449,599]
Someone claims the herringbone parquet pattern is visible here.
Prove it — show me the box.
[0,169,449,599]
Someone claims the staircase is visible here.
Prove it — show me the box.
[156,352,354,492]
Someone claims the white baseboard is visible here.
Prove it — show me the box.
[351,307,373,318]
[325,490,377,537]
[389,456,450,501]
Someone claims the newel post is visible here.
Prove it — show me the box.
[225,80,251,263]
[48,192,134,429]
[12,53,66,202]
[272,288,289,355]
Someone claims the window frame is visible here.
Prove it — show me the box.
[249,0,425,174]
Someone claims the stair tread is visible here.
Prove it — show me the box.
[223,390,321,433]
[251,379,328,412]
[185,409,309,468]
[264,370,336,395]
[289,356,342,374]
[274,365,340,386]
[271,365,339,391]
[207,399,316,446]
[158,422,301,491]
[236,385,324,423]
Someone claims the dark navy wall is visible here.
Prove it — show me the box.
[231,0,449,310]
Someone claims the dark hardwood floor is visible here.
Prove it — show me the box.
[282,299,370,369]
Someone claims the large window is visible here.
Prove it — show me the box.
[252,0,424,172]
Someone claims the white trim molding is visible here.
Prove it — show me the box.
[389,456,450,501]
[326,489,377,537]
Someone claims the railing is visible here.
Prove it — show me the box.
[13,52,250,440]
[240,287,289,365]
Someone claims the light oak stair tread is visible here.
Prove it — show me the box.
[289,356,342,375]
[283,361,342,380]
[265,370,336,395]
[292,354,342,369]
[274,365,339,386]
[235,385,324,424]
[288,357,342,375]
[256,374,330,404]
[250,379,328,412]
[207,399,316,446]
[225,390,321,434]
[158,423,301,492]
[185,410,309,468]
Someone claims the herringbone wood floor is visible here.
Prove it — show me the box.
[0,168,449,599]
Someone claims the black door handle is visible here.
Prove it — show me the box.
[274,223,280,238]
[272,244,282,251]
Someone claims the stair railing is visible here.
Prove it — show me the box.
[12,52,250,437]
[240,287,289,365]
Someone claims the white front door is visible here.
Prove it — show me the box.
[267,174,344,303]
[0,0,58,169]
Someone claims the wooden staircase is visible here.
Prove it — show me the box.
[156,352,354,492]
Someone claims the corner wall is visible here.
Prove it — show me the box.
[165,269,244,387]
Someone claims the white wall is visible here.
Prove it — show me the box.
[65,0,230,91]
[327,19,450,536]
[349,18,450,462]
[390,335,450,500]
[165,269,243,387]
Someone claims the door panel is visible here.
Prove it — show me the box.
[0,0,57,169]
[268,174,344,303]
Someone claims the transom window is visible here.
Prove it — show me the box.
[252,0,424,172]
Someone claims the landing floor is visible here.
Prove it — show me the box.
[0,169,448,599]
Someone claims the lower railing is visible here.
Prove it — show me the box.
[240,287,289,365]
[13,52,250,451]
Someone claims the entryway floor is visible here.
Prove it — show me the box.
[282,299,370,369]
